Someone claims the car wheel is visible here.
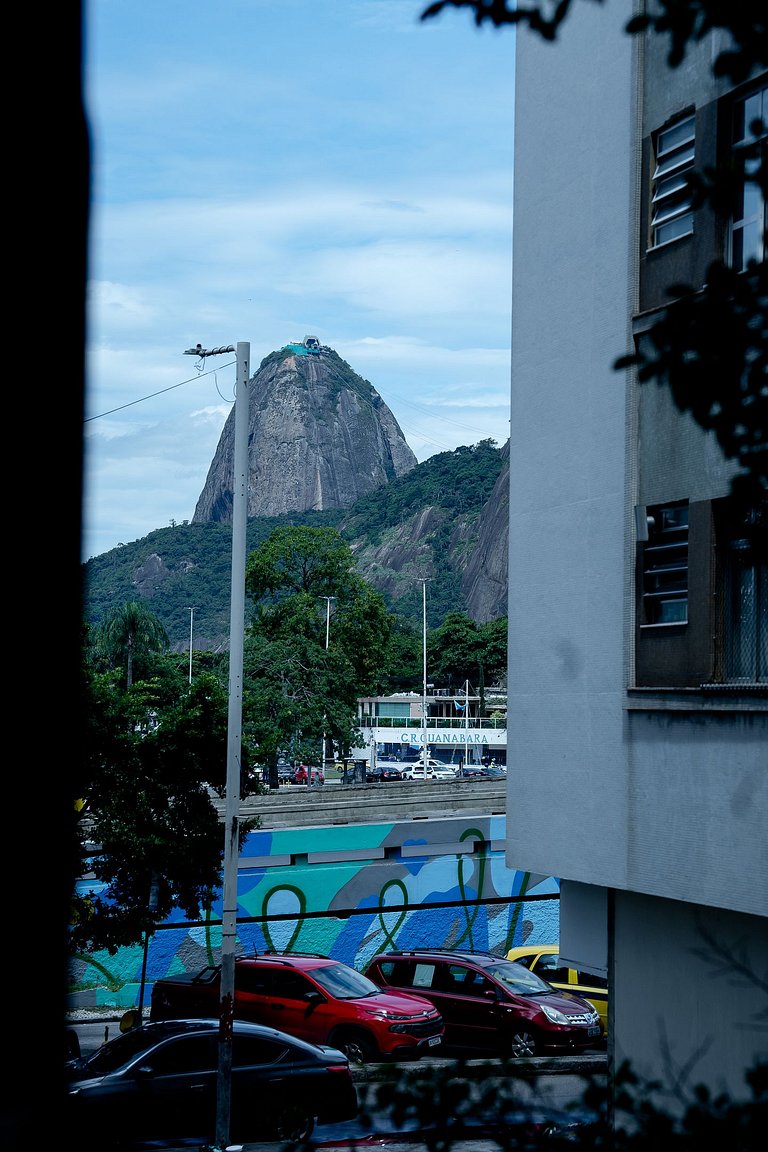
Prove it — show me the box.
[508,1029,538,1058]
[271,1101,315,1142]
[331,1028,378,1064]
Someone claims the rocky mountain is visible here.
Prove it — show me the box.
[193,339,417,523]
[461,441,510,621]
[84,342,510,651]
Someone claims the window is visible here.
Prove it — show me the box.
[151,1034,217,1073]
[729,83,767,271]
[650,114,695,248]
[713,499,767,685]
[232,1034,287,1067]
[641,502,689,625]
[412,962,436,989]
[533,956,571,984]
[635,497,766,690]
[258,968,313,1000]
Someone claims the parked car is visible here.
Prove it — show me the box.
[276,759,294,783]
[454,764,506,779]
[367,763,404,782]
[291,764,324,785]
[454,765,485,779]
[363,948,603,1058]
[506,944,608,1035]
[150,952,445,1064]
[401,758,456,781]
[65,1017,358,1149]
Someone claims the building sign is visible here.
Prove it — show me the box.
[392,729,507,747]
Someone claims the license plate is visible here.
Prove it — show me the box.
[587,1026,601,1037]
[428,1036,442,1047]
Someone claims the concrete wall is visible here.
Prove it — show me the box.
[614,891,768,1101]
[506,0,634,886]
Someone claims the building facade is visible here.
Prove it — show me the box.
[506,0,766,1114]
[355,686,507,764]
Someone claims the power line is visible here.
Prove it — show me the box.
[84,360,236,423]
[84,352,507,452]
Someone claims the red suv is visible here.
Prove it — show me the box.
[152,953,444,1064]
[364,948,603,1058]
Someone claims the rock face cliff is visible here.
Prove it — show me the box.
[84,343,510,650]
[461,441,509,623]
[193,340,417,523]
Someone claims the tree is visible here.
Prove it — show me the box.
[421,0,768,498]
[428,611,487,688]
[428,611,508,696]
[246,524,358,600]
[244,526,396,784]
[96,601,169,688]
[382,618,423,691]
[72,665,253,954]
[361,1052,767,1150]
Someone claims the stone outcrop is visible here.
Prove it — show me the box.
[192,342,417,523]
[461,441,509,622]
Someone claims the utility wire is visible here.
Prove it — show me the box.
[84,361,236,423]
[84,354,506,451]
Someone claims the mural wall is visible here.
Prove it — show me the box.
[69,814,560,1009]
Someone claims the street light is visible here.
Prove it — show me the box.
[320,596,334,783]
[187,606,196,685]
[421,578,428,780]
[184,341,250,1151]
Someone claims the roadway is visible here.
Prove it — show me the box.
[223,776,508,829]
[67,1016,606,1151]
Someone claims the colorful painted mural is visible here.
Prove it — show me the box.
[69,814,560,1009]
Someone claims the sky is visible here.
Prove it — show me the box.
[83,0,515,561]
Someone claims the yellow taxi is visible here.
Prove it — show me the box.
[506,944,608,1035]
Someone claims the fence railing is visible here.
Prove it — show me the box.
[358,715,508,731]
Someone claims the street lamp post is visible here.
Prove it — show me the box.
[464,679,470,769]
[421,579,428,779]
[188,606,196,685]
[320,596,334,784]
[184,341,250,1151]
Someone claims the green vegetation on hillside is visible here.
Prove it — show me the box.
[342,439,503,546]
[84,442,505,650]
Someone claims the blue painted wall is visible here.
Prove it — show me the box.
[69,814,560,1008]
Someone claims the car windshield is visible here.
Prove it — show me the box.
[483,959,553,995]
[310,962,381,1000]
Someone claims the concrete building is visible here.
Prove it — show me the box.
[505,0,766,1118]
[355,686,508,764]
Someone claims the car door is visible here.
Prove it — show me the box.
[248,967,332,1044]
[133,1032,218,1140]
[381,958,501,1052]
[567,968,609,1032]
[229,1032,297,1139]
[432,962,504,1051]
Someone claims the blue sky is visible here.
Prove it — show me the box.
[83,0,515,561]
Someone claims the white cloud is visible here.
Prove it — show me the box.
[83,0,515,560]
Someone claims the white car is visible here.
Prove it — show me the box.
[402,758,456,781]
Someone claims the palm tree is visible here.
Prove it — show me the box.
[98,601,169,687]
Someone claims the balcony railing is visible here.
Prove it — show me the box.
[358,715,507,731]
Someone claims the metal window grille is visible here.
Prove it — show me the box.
[651,115,695,248]
[729,83,767,271]
[641,502,689,625]
[713,501,768,685]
